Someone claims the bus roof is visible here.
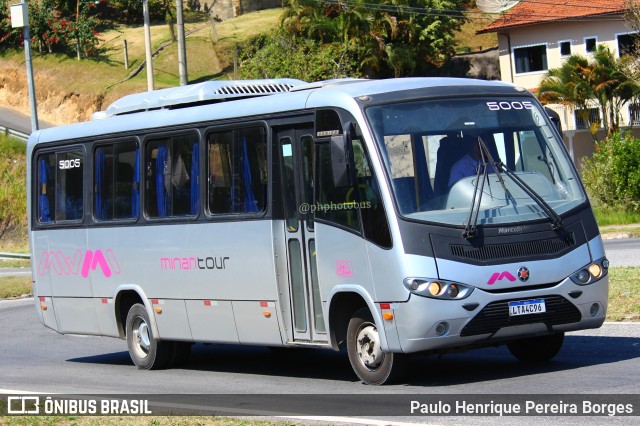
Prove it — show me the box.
[28,77,520,148]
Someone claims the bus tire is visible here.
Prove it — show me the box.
[125,303,173,370]
[346,307,406,385]
[507,332,565,363]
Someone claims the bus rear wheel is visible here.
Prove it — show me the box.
[125,303,173,370]
[507,332,565,363]
[346,307,406,385]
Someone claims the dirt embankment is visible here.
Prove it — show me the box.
[0,61,106,126]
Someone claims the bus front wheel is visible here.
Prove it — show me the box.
[507,332,565,363]
[125,303,173,370]
[346,307,406,385]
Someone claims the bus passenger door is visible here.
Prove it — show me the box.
[277,129,327,343]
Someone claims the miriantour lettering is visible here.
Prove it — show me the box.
[161,256,229,271]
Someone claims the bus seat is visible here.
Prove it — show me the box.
[434,135,470,197]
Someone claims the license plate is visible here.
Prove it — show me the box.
[508,299,546,316]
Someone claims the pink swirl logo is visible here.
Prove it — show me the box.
[37,249,121,278]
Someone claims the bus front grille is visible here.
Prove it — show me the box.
[450,233,576,263]
[460,295,581,337]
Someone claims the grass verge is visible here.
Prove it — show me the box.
[607,267,640,321]
[0,259,30,268]
[593,206,640,227]
[0,276,31,299]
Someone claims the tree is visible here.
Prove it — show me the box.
[588,45,640,135]
[278,0,468,78]
[238,30,366,81]
[538,45,640,138]
[0,0,21,48]
[538,55,595,134]
[29,0,66,54]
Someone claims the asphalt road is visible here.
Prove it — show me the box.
[1,297,639,424]
[0,105,52,135]
[602,238,640,267]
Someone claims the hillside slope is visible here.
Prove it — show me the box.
[0,9,282,126]
[0,8,496,126]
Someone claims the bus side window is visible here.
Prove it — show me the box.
[94,141,138,221]
[315,139,391,247]
[207,126,267,215]
[37,154,55,223]
[353,140,392,248]
[144,134,198,218]
[315,142,361,231]
[37,150,84,223]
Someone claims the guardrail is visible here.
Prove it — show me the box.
[0,125,29,142]
[0,252,30,260]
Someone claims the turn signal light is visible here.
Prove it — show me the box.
[382,312,394,321]
[154,307,163,314]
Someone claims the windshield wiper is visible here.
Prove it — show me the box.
[464,137,514,239]
[463,148,488,239]
[464,137,563,239]
[496,163,564,230]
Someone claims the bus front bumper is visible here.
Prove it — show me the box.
[385,276,608,354]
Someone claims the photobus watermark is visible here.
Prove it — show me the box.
[298,201,372,214]
[5,396,151,415]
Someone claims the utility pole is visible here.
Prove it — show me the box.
[143,0,155,91]
[10,1,39,132]
[176,0,188,85]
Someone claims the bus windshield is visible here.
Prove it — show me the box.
[365,97,586,227]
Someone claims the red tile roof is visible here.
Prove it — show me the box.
[478,0,628,34]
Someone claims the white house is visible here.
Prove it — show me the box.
[478,0,639,163]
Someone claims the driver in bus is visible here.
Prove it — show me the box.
[448,134,493,187]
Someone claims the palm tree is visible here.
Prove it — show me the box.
[539,45,640,138]
[538,55,595,133]
[589,44,640,135]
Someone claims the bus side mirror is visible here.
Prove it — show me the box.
[330,134,352,188]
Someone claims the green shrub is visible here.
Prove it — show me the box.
[0,135,27,238]
[582,132,640,213]
[237,31,365,82]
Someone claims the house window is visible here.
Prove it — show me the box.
[575,107,601,130]
[630,103,640,126]
[559,41,571,56]
[585,37,597,53]
[617,33,638,56]
[514,44,547,73]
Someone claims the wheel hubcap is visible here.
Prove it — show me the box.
[132,317,151,358]
[356,323,383,370]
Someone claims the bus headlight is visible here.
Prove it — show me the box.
[570,257,608,285]
[403,277,474,300]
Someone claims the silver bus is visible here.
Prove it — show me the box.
[27,78,608,384]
